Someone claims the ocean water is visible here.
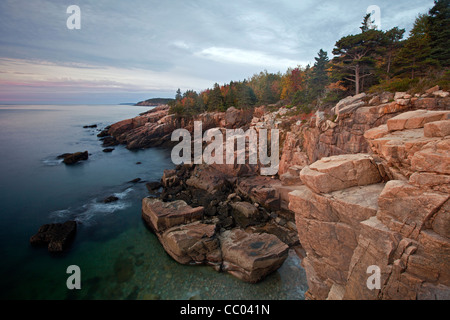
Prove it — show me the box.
[0,104,307,300]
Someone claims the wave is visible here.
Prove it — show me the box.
[113,187,133,199]
[42,158,64,166]
[50,187,134,226]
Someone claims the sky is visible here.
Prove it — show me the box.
[0,0,435,104]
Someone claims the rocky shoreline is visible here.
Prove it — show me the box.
[106,86,449,298]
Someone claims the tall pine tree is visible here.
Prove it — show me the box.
[332,15,384,94]
[310,49,330,98]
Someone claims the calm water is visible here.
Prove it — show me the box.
[0,104,307,300]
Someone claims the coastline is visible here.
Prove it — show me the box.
[0,104,308,300]
[106,86,450,299]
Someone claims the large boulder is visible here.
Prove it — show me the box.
[386,110,449,132]
[220,228,289,283]
[230,201,261,228]
[424,120,450,138]
[160,222,222,268]
[299,154,382,194]
[236,176,281,210]
[245,220,300,248]
[411,139,450,175]
[333,93,367,116]
[141,198,204,233]
[365,111,450,179]
[30,221,77,252]
[186,165,230,194]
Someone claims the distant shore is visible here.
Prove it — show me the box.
[135,98,174,107]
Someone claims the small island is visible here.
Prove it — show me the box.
[136,98,175,107]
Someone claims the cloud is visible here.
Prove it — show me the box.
[0,0,437,103]
[172,41,190,50]
[0,57,212,95]
[196,47,307,70]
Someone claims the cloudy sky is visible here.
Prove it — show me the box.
[0,0,434,104]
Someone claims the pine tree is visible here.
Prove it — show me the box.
[236,82,257,109]
[207,83,224,111]
[175,88,182,101]
[360,13,372,33]
[382,27,406,78]
[224,82,237,108]
[310,49,330,98]
[428,0,450,67]
[332,16,384,94]
[394,14,434,79]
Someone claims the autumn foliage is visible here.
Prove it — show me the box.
[168,0,449,117]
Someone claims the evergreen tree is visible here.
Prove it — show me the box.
[428,0,450,66]
[195,94,206,114]
[394,14,434,79]
[236,82,257,109]
[332,22,384,94]
[382,27,406,78]
[175,88,182,101]
[360,13,373,32]
[310,49,330,98]
[224,82,237,108]
[207,83,224,111]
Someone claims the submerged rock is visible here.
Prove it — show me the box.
[103,196,119,203]
[30,221,77,252]
[114,256,135,283]
[59,151,89,165]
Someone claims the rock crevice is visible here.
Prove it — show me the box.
[288,97,450,300]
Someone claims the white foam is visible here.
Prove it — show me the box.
[88,200,131,214]
[50,194,132,225]
[42,158,64,166]
[113,187,133,199]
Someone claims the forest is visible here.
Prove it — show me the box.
[169,0,449,117]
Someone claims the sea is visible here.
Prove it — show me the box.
[0,104,307,300]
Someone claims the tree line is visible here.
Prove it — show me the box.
[169,0,449,117]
